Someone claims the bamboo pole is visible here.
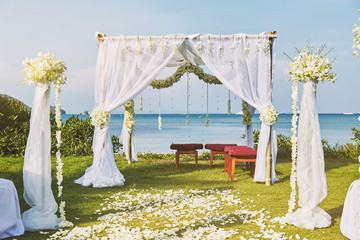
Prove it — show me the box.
[128,131,132,164]
[265,33,275,186]
[96,32,277,42]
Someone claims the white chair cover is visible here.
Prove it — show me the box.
[22,82,60,230]
[75,34,186,187]
[287,80,331,229]
[340,179,359,240]
[0,179,24,239]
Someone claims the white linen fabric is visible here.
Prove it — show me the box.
[22,83,60,230]
[340,179,359,240]
[119,121,138,162]
[187,34,278,183]
[0,179,24,239]
[287,80,331,229]
[75,34,186,187]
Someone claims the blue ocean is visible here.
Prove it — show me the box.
[62,114,360,153]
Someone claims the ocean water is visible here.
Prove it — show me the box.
[62,113,360,153]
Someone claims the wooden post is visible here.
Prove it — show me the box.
[265,127,272,186]
[127,131,131,164]
[265,32,275,186]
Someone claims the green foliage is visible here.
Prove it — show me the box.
[138,152,175,160]
[0,95,30,156]
[0,95,121,156]
[51,114,122,156]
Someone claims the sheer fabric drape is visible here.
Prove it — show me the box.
[22,83,60,230]
[75,35,186,187]
[287,80,331,229]
[187,34,278,183]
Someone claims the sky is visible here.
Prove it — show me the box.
[0,0,359,114]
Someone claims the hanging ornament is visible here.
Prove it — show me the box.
[206,83,209,127]
[227,90,231,115]
[139,96,143,111]
[186,72,190,125]
[158,89,162,130]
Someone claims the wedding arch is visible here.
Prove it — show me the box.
[75,32,279,188]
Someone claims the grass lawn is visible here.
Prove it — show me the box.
[0,153,358,239]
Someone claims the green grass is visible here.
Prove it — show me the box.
[0,154,358,239]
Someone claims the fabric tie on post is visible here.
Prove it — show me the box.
[287,80,331,229]
[22,82,60,231]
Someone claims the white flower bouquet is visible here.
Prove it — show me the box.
[22,51,67,85]
[287,43,336,83]
[90,107,110,127]
[259,105,278,126]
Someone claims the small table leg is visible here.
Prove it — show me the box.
[176,151,179,170]
[210,151,213,169]
[195,151,198,169]
[231,158,235,182]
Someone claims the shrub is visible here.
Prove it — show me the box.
[0,95,30,156]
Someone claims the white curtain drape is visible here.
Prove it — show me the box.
[22,83,60,231]
[187,33,278,183]
[119,120,138,162]
[75,34,186,187]
[287,80,331,229]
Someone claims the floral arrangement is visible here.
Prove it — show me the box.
[90,107,110,127]
[150,61,221,90]
[242,101,252,125]
[259,105,278,126]
[22,51,66,86]
[22,51,72,228]
[139,96,143,111]
[287,43,336,83]
[123,100,135,133]
[353,10,360,57]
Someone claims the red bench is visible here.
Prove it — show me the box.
[204,144,237,169]
[224,146,257,182]
[170,143,203,170]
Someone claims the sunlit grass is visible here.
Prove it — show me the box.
[0,154,357,239]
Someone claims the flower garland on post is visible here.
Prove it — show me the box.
[353,12,360,238]
[22,51,73,228]
[158,90,162,130]
[206,83,209,127]
[227,90,231,115]
[123,100,135,164]
[284,42,336,222]
[242,100,252,126]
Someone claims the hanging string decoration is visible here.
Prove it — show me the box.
[139,96,143,111]
[242,101,252,125]
[150,61,221,90]
[186,72,190,125]
[206,83,209,127]
[227,90,231,115]
[123,100,135,133]
[158,89,162,130]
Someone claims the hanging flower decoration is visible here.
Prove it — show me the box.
[259,105,278,126]
[90,107,110,127]
[149,36,154,53]
[207,36,212,56]
[218,35,224,58]
[22,51,72,228]
[150,61,221,89]
[136,36,142,55]
[158,116,162,130]
[139,96,143,111]
[352,10,360,57]
[231,35,236,53]
[123,100,135,133]
[227,90,231,115]
[243,37,249,59]
[242,101,252,125]
[287,43,336,83]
